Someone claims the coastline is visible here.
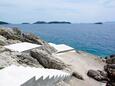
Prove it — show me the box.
[0,23,114,57]
[0,27,110,86]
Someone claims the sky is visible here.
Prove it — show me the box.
[0,0,115,23]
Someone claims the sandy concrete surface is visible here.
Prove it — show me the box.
[55,50,106,86]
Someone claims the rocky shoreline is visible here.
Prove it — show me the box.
[87,55,115,86]
[0,27,83,85]
[0,27,114,86]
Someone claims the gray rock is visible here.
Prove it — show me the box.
[0,46,9,53]
[107,64,115,69]
[72,72,84,80]
[0,28,21,40]
[7,39,21,44]
[106,57,115,64]
[0,27,56,53]
[21,32,57,53]
[21,32,45,45]
[0,51,18,67]
[0,50,43,68]
[0,35,7,45]
[87,70,107,81]
[15,52,43,67]
[103,55,115,86]
[56,81,70,86]
[39,43,57,54]
[12,27,22,36]
[110,54,115,58]
[30,49,84,80]
[30,49,67,69]
[106,66,115,81]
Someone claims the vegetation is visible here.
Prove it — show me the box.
[0,21,9,24]
[94,22,103,24]
[33,21,47,24]
[33,21,71,24]
[48,21,71,24]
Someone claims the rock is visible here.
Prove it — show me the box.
[30,49,84,80]
[21,32,45,45]
[0,50,43,68]
[72,72,84,80]
[0,46,8,53]
[106,54,115,64]
[2,51,43,68]
[107,64,115,69]
[21,32,56,53]
[98,70,108,81]
[105,57,108,59]
[107,68,115,81]
[87,70,107,81]
[104,55,115,86]
[56,81,70,86]
[110,55,115,58]
[106,57,115,64]
[107,81,115,86]
[15,52,43,67]
[0,27,56,53]
[104,65,108,71]
[7,39,21,44]
[30,49,67,69]
[12,27,22,36]
[111,82,115,86]
[0,35,7,45]
[0,51,18,67]
[0,28,21,40]
[0,67,4,70]
[0,34,21,45]
[39,43,57,54]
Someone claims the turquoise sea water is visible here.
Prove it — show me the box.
[1,23,115,57]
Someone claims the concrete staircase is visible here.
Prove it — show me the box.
[0,65,71,86]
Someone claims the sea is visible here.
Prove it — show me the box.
[0,23,115,57]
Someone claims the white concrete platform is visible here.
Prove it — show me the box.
[0,65,70,86]
[4,42,41,52]
[49,43,74,53]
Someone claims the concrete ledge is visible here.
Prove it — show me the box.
[49,43,74,53]
[4,42,41,52]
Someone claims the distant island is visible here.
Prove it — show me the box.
[0,21,71,24]
[2,21,115,24]
[33,21,71,24]
[0,21,9,24]
[48,21,71,24]
[22,23,30,24]
[33,21,47,24]
[94,22,103,24]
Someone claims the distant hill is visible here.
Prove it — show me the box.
[0,21,9,24]
[48,21,71,24]
[33,21,47,24]
[94,22,103,24]
[33,21,71,24]
[22,23,30,24]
